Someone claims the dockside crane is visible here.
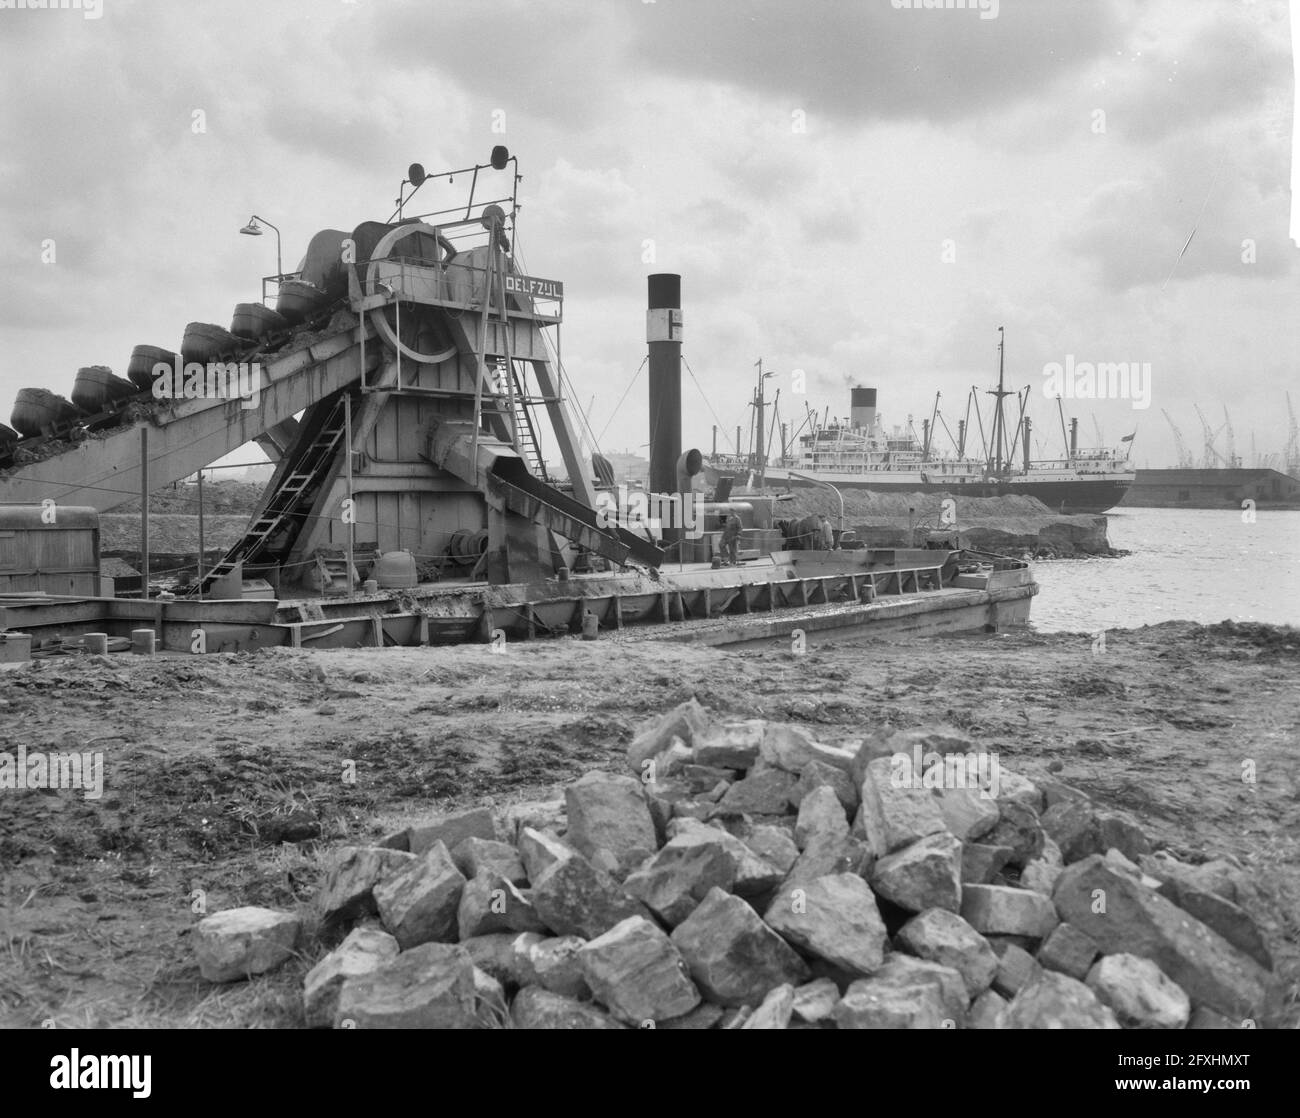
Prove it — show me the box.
[1161,408,1194,468]
[1194,403,1228,468]
[1222,406,1240,469]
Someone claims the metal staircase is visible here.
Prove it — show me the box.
[504,362,548,481]
[197,390,353,594]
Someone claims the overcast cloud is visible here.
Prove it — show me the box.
[0,0,1294,470]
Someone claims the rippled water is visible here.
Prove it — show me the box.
[1029,507,1300,634]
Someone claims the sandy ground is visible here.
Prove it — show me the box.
[0,620,1296,1028]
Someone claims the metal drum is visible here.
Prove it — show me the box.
[127,345,178,391]
[71,366,136,413]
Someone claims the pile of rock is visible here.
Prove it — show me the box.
[193,700,1281,1028]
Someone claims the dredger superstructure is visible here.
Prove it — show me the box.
[0,149,1036,653]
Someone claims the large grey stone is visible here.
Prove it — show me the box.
[764,874,888,976]
[624,840,737,926]
[833,955,967,1029]
[981,800,1045,868]
[716,767,799,816]
[992,943,1042,999]
[960,843,1014,885]
[794,784,849,849]
[968,988,1007,1029]
[1041,800,1101,863]
[334,942,480,1029]
[450,837,527,886]
[317,846,416,926]
[937,786,1000,842]
[1086,953,1191,1029]
[408,807,496,857]
[517,827,573,883]
[195,906,301,983]
[1053,855,1276,1022]
[626,698,712,772]
[784,831,873,887]
[373,840,466,949]
[997,771,1043,811]
[794,758,858,812]
[854,756,948,857]
[1000,970,1120,1029]
[759,723,857,775]
[742,983,796,1029]
[514,934,591,999]
[693,719,764,770]
[578,916,700,1025]
[529,851,652,940]
[1037,922,1099,981]
[741,824,801,874]
[791,977,841,1024]
[671,887,810,1006]
[960,884,1058,939]
[896,908,998,997]
[1094,811,1152,862]
[1156,877,1272,969]
[497,799,566,844]
[457,869,548,937]
[461,933,531,989]
[659,1003,726,1029]
[869,832,962,914]
[565,771,659,880]
[664,817,784,896]
[303,926,400,1029]
[510,986,626,1029]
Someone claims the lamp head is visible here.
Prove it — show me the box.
[239,219,262,236]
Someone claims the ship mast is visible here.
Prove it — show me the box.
[986,326,1013,477]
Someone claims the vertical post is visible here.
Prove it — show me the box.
[344,392,356,594]
[140,428,149,598]
[754,358,766,489]
[197,469,206,591]
[647,273,682,553]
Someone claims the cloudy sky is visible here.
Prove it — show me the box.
[0,0,1295,472]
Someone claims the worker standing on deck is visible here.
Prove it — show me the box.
[721,515,743,565]
[818,514,834,550]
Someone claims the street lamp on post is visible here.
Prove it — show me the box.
[239,215,283,281]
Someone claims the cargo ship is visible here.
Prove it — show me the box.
[706,330,1136,514]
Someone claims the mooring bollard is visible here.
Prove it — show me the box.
[362,579,378,595]
[131,629,156,655]
[84,632,109,655]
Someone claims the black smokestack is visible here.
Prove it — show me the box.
[851,387,877,431]
[647,274,682,543]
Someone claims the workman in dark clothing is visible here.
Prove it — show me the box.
[721,515,743,565]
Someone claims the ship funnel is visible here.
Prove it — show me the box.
[851,387,877,432]
[648,274,684,548]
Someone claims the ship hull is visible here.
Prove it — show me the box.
[745,468,1132,514]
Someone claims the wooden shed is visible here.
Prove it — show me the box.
[0,505,101,595]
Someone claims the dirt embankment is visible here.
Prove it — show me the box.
[782,490,1115,557]
[0,620,1295,1028]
